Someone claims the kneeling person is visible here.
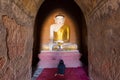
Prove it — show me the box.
[55,60,66,76]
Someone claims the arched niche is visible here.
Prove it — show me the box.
[40,9,78,45]
[33,0,88,74]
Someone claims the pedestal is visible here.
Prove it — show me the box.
[38,50,82,68]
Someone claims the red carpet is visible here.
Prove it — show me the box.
[36,67,89,80]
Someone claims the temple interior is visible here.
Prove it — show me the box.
[1,0,120,80]
[33,0,88,72]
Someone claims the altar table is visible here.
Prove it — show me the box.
[38,50,82,68]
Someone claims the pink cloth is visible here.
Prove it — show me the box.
[38,51,82,68]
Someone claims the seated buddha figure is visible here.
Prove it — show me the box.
[50,15,69,43]
[49,15,77,51]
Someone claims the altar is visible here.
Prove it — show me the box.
[38,50,82,68]
[37,15,82,68]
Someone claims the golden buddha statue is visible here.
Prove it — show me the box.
[50,15,69,43]
[42,15,78,51]
[49,15,69,50]
[53,24,70,42]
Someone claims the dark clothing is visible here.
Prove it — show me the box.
[57,60,66,74]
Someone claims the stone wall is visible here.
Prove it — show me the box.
[76,0,120,80]
[86,0,120,80]
[0,0,43,80]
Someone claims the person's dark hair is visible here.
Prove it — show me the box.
[59,59,64,64]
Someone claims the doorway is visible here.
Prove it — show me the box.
[32,0,88,75]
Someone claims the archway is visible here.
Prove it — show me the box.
[32,0,88,75]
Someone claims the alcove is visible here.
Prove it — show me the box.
[32,0,88,74]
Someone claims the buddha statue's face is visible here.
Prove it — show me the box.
[55,16,65,24]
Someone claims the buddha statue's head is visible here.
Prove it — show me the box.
[54,15,65,25]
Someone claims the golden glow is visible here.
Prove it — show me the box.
[41,9,79,44]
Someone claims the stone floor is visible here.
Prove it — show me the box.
[32,68,43,80]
